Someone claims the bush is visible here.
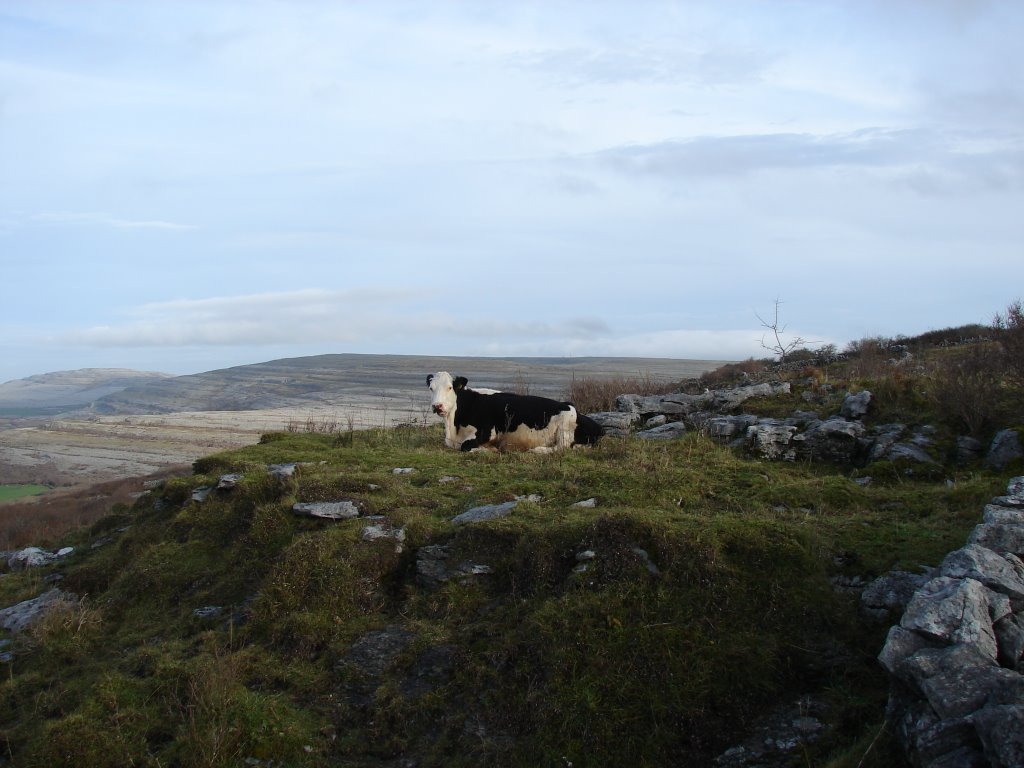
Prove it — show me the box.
[994,298,1024,385]
[928,342,1007,437]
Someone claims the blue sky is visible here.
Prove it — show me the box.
[2,1,1022,383]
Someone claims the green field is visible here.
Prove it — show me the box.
[0,484,50,503]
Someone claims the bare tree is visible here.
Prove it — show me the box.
[756,298,810,363]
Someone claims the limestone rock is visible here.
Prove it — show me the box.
[939,544,1024,601]
[973,704,1024,768]
[0,588,77,634]
[841,390,872,419]
[795,417,865,463]
[6,546,74,570]
[451,500,519,525]
[586,411,640,436]
[636,421,687,440]
[988,430,1024,470]
[862,571,932,617]
[968,523,1024,558]
[292,501,360,520]
[746,420,797,460]
[900,577,1000,660]
[899,644,1016,720]
[994,613,1024,670]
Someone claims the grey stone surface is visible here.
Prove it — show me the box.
[841,390,872,419]
[901,577,1000,660]
[0,588,76,634]
[988,430,1024,470]
[451,500,520,525]
[636,421,688,440]
[940,545,1024,601]
[292,501,360,520]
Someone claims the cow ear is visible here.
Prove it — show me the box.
[426,374,434,387]
[453,376,468,391]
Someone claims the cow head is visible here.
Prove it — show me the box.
[427,371,466,417]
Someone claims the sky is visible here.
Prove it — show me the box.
[1,0,1022,383]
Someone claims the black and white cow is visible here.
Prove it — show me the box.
[426,371,603,452]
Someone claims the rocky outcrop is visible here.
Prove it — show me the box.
[594,381,1020,470]
[878,476,1024,768]
[0,588,78,634]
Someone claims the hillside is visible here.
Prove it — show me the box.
[85,354,726,415]
[0,369,171,416]
[1,325,1021,767]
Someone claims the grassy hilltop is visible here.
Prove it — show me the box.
[1,312,1022,767]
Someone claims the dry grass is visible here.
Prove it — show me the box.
[565,372,678,413]
[0,468,189,550]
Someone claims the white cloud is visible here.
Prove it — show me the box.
[31,211,195,231]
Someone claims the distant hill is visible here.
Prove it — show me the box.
[0,368,172,416]
[2,355,730,417]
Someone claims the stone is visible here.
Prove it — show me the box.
[746,420,797,460]
[988,429,1024,470]
[392,467,417,475]
[361,525,406,552]
[268,463,299,480]
[451,500,519,525]
[868,423,907,462]
[340,626,414,678]
[956,436,985,464]
[193,606,223,620]
[994,613,1024,669]
[796,417,866,463]
[968,523,1024,557]
[939,544,1024,601]
[586,411,640,436]
[878,625,938,676]
[216,473,244,489]
[983,505,1024,525]
[862,571,932,617]
[636,422,687,440]
[6,546,73,570]
[572,498,598,508]
[191,486,212,503]
[415,544,452,588]
[887,441,939,465]
[841,390,872,419]
[0,589,76,634]
[1007,476,1024,499]
[973,704,1024,768]
[292,501,360,520]
[644,414,668,427]
[899,644,1016,720]
[705,414,759,440]
[900,577,1000,660]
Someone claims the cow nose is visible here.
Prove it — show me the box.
[432,404,444,415]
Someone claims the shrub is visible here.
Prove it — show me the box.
[928,342,1007,437]
[994,298,1024,385]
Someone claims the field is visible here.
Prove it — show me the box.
[0,485,49,503]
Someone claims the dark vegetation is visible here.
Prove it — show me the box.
[1,302,1022,767]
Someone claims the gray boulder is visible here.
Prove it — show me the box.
[973,704,1024,768]
[900,577,1000,660]
[899,644,1017,720]
[636,422,688,441]
[841,390,872,419]
[292,501,360,520]
[862,571,932,618]
[747,420,798,460]
[6,546,74,570]
[452,500,520,525]
[994,613,1024,669]
[968,523,1024,558]
[0,588,77,634]
[988,429,1024,470]
[957,436,985,465]
[586,411,640,436]
[795,417,866,463]
[939,544,1024,602]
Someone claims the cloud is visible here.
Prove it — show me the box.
[52,289,613,349]
[593,129,924,177]
[590,129,1024,192]
[31,211,195,231]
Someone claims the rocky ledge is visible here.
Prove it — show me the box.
[876,476,1024,768]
